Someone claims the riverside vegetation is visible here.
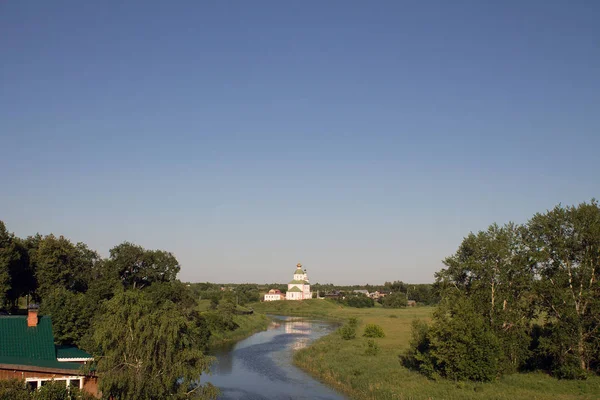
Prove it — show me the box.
[253,299,600,400]
[253,200,600,400]
[0,222,268,400]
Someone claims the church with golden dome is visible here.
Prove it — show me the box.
[286,263,312,300]
[264,263,312,301]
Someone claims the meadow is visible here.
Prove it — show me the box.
[251,299,600,400]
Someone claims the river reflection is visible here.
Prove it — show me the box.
[204,316,345,400]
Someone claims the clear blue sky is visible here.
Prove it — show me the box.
[1,1,599,285]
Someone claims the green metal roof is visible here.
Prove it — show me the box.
[0,316,86,371]
[56,345,92,360]
[294,268,305,275]
[287,286,302,292]
[288,280,308,284]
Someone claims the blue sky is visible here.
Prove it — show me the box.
[1,1,599,284]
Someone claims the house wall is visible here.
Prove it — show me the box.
[0,368,99,397]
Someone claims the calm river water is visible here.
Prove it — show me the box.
[203,316,346,400]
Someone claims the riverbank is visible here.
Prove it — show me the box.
[208,312,271,348]
[252,300,600,400]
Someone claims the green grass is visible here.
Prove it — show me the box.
[252,299,600,400]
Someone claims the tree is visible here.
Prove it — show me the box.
[527,201,600,376]
[436,223,534,372]
[0,221,17,308]
[34,235,99,298]
[7,237,36,308]
[90,290,216,399]
[382,292,407,308]
[40,288,90,345]
[108,242,180,289]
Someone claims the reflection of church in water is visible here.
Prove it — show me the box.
[285,321,311,350]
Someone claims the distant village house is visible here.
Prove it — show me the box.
[264,289,285,301]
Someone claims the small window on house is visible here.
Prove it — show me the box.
[40,381,49,386]
[27,381,38,389]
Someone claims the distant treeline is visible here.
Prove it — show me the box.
[186,281,440,307]
[404,200,600,382]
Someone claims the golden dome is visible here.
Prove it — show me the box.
[297,263,302,268]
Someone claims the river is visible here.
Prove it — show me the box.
[203,316,346,400]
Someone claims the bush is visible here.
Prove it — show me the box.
[0,379,30,400]
[344,295,375,308]
[363,324,385,338]
[365,339,380,356]
[402,297,502,382]
[339,323,357,340]
[348,317,359,328]
[382,292,407,308]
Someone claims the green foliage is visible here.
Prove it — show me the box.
[108,242,180,290]
[364,339,380,356]
[430,201,600,380]
[90,290,217,399]
[34,235,99,298]
[382,292,407,308]
[404,296,502,381]
[337,294,374,308]
[0,222,31,309]
[0,379,30,400]
[339,321,357,340]
[33,380,94,400]
[363,323,385,338]
[40,288,90,345]
[0,379,94,400]
[527,201,600,376]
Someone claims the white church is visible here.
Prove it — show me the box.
[264,263,312,301]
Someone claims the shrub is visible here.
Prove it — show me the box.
[339,323,356,340]
[0,379,30,400]
[365,339,380,356]
[348,317,359,328]
[402,297,502,381]
[363,324,385,338]
[382,292,407,308]
[345,295,375,308]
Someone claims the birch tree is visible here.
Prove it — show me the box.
[527,200,600,375]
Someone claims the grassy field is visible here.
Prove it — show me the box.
[251,299,600,400]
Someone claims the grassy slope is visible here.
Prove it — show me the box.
[251,299,600,400]
[200,300,271,347]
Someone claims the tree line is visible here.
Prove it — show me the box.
[0,222,218,399]
[404,200,600,381]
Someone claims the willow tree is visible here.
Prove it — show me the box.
[90,290,217,399]
[527,200,600,376]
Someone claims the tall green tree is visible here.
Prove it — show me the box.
[34,235,99,298]
[90,290,216,399]
[437,222,534,371]
[527,201,600,375]
[108,242,180,289]
[0,221,17,308]
[0,221,32,309]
